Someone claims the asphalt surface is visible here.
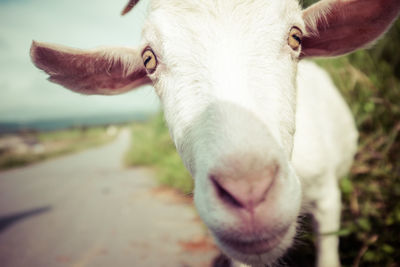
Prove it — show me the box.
[0,129,219,267]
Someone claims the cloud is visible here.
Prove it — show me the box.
[0,0,160,122]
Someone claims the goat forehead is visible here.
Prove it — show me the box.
[147,0,303,69]
[151,0,301,16]
[149,0,303,35]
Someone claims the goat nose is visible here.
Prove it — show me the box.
[210,164,278,210]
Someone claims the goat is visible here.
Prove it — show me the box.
[30,0,400,266]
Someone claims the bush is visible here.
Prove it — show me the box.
[300,1,400,266]
[125,114,193,195]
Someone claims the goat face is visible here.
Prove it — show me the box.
[143,1,304,265]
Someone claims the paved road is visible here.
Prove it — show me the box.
[0,129,219,267]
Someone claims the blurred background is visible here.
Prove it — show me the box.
[0,0,159,168]
[0,0,399,266]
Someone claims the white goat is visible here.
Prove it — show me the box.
[30,0,400,266]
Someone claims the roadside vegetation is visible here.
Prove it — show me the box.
[301,1,400,266]
[312,48,400,267]
[0,126,117,170]
[125,115,193,195]
[125,8,400,267]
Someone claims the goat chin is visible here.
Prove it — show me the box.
[212,222,297,266]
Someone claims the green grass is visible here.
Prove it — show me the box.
[125,115,193,195]
[0,126,116,170]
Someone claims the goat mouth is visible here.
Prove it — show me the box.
[219,232,283,255]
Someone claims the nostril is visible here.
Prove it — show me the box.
[210,175,244,208]
[209,163,279,210]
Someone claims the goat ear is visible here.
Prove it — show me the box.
[30,41,150,95]
[300,0,400,58]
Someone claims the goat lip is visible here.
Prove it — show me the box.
[219,233,283,255]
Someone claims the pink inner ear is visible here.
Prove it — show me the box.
[301,0,400,58]
[31,41,151,95]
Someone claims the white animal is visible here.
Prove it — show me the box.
[30,0,400,266]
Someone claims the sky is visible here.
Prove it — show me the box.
[0,0,160,122]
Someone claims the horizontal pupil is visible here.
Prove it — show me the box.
[292,34,302,44]
[144,55,152,67]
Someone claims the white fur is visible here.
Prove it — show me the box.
[140,1,357,267]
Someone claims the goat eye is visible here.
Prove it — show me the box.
[142,48,157,73]
[288,27,302,51]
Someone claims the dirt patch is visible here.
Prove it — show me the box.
[179,236,217,252]
[55,255,72,263]
[150,186,193,205]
